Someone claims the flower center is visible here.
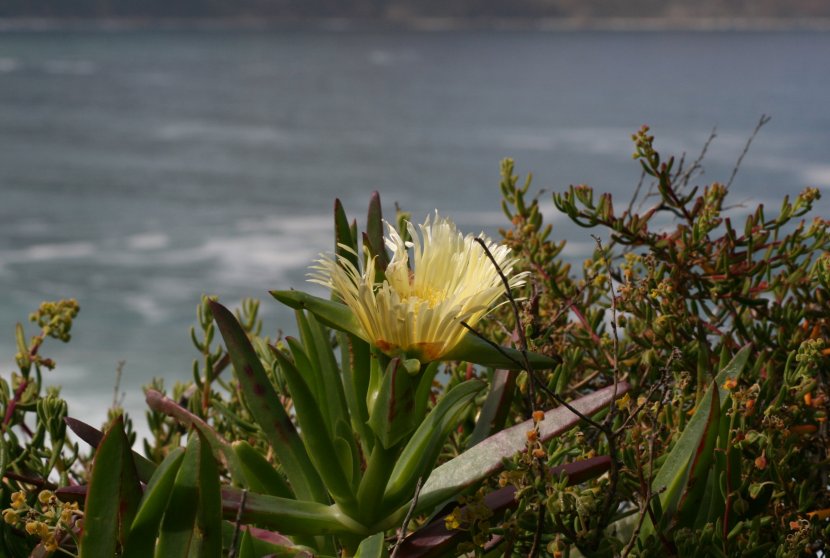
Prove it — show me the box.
[412,284,445,308]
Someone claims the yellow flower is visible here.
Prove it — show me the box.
[311,213,525,363]
[10,491,26,510]
[37,490,53,505]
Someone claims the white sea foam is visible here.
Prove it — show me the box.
[0,58,19,73]
[3,241,96,264]
[198,234,322,286]
[801,164,830,188]
[236,214,331,234]
[123,294,171,323]
[497,127,631,156]
[157,121,295,146]
[126,232,170,251]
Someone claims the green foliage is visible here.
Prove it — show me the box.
[1,124,827,557]
[492,125,830,556]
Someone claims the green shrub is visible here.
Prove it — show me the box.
[0,125,826,557]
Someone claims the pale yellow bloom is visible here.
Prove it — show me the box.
[311,213,525,362]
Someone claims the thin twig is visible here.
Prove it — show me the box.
[589,235,623,551]
[228,488,248,558]
[473,238,535,411]
[473,238,547,558]
[727,115,771,189]
[112,360,126,409]
[677,127,717,191]
[390,477,423,558]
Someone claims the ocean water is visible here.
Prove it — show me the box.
[0,28,828,432]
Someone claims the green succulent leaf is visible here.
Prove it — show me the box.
[232,440,293,499]
[65,416,157,483]
[334,198,359,270]
[641,344,751,540]
[221,488,369,537]
[396,382,629,520]
[367,358,420,449]
[467,368,516,448]
[270,290,360,335]
[210,300,328,504]
[383,380,485,510]
[442,332,557,370]
[354,532,388,558]
[123,448,186,558]
[143,390,246,486]
[294,310,351,436]
[271,347,357,514]
[79,415,141,558]
[338,332,373,453]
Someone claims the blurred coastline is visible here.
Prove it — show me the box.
[3,16,830,32]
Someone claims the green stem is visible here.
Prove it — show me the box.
[356,438,399,525]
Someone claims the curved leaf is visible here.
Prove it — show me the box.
[401,382,629,519]
[271,348,357,514]
[210,300,328,504]
[123,448,185,558]
[79,415,140,558]
[383,380,485,510]
[232,440,293,499]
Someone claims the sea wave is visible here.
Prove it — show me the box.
[126,232,170,251]
[156,121,297,146]
[1,241,96,266]
[42,59,97,76]
[801,164,830,188]
[0,57,19,73]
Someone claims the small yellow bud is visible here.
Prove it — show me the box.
[10,491,26,510]
[615,393,631,410]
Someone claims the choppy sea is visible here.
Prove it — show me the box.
[1,28,828,434]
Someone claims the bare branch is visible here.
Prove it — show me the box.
[727,115,771,189]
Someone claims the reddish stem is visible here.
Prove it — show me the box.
[2,378,29,430]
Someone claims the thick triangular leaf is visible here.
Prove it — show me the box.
[210,300,328,504]
[270,290,360,335]
[272,348,357,514]
[195,429,223,558]
[368,358,420,449]
[641,344,751,540]
[399,382,629,518]
[123,448,186,558]
[334,199,359,270]
[383,380,485,509]
[443,332,558,370]
[79,415,140,558]
[354,532,388,558]
[221,488,369,537]
[396,457,612,558]
[467,369,515,448]
[232,441,293,499]
[365,191,390,276]
[156,433,203,556]
[144,389,246,486]
[65,416,156,483]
